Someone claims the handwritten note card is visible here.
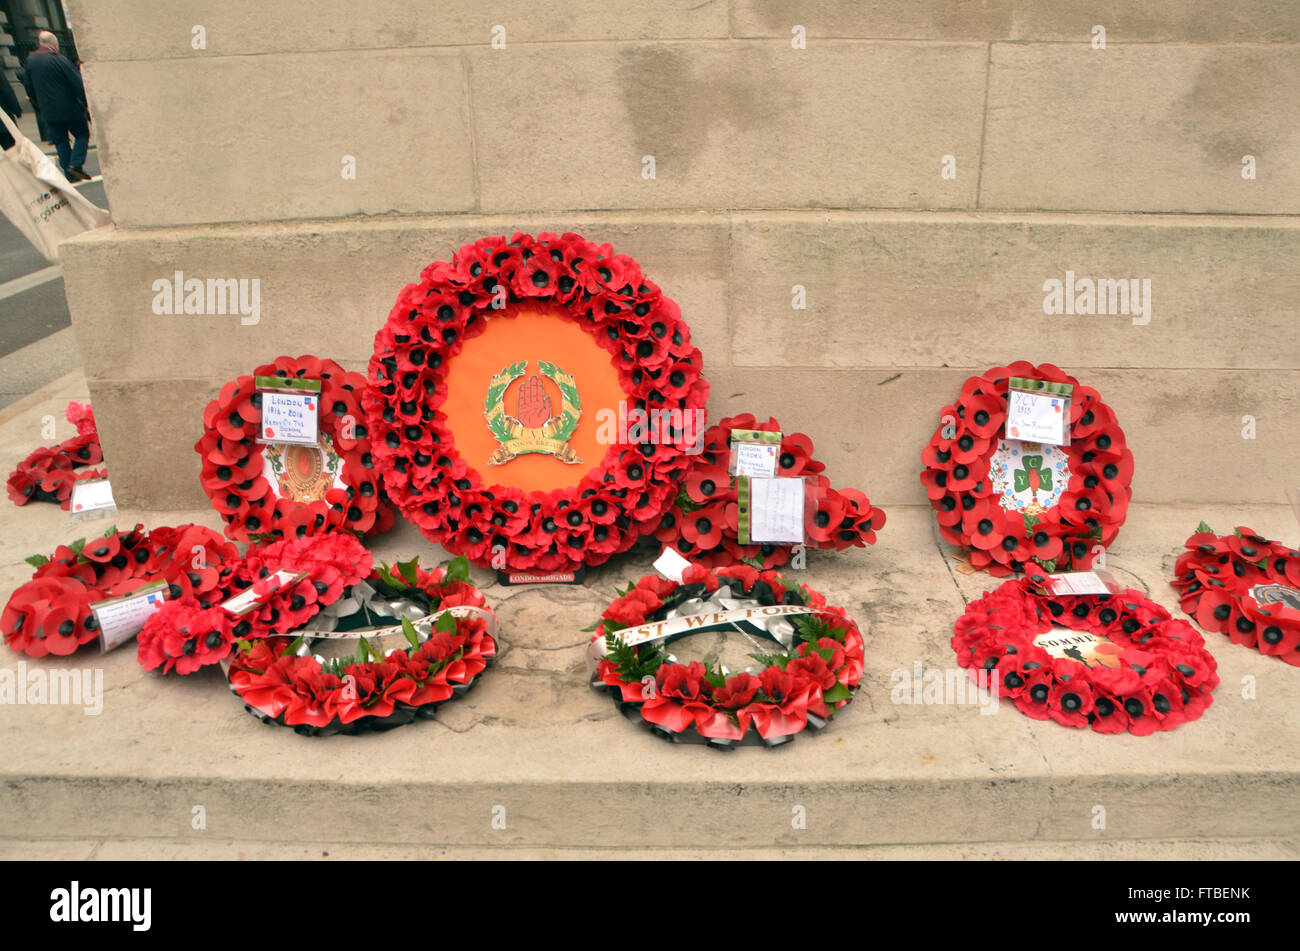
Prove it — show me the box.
[261,391,319,446]
[1006,389,1066,446]
[91,582,167,652]
[749,477,806,544]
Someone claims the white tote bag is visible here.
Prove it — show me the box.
[0,107,110,262]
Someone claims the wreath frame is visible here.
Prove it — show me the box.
[195,354,395,543]
[225,555,495,736]
[364,232,710,573]
[921,361,1133,576]
[588,564,864,749]
[952,575,1219,735]
[1170,523,1300,666]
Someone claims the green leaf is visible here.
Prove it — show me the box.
[580,621,599,633]
[69,537,87,555]
[24,554,49,568]
[443,555,470,585]
[748,651,792,670]
[1196,521,1215,535]
[822,682,852,704]
[741,555,766,569]
[102,524,118,538]
[396,558,419,588]
[282,635,304,658]
[603,631,666,682]
[1035,556,1058,573]
[701,659,728,690]
[401,617,421,650]
[374,561,402,589]
[435,611,458,634]
[357,637,374,662]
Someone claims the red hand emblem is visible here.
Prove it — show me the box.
[516,375,552,429]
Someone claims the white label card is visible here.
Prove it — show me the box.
[1046,571,1113,596]
[69,478,115,515]
[1006,390,1067,446]
[653,546,693,583]
[221,570,306,616]
[749,477,806,544]
[91,583,167,652]
[261,391,319,446]
[734,442,779,477]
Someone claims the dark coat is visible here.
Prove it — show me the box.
[22,50,86,125]
[0,78,20,149]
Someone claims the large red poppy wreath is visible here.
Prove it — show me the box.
[921,362,1133,576]
[196,354,395,542]
[365,233,709,572]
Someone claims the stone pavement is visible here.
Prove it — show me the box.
[1,368,1296,859]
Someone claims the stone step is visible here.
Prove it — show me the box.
[1,377,1297,858]
[7,837,1296,861]
[60,212,1300,508]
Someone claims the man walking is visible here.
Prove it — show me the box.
[22,31,91,181]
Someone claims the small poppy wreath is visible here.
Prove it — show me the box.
[952,576,1219,735]
[921,361,1133,576]
[2,522,238,658]
[225,555,495,736]
[196,354,395,542]
[588,564,864,749]
[137,531,372,675]
[655,412,885,569]
[1170,523,1300,667]
[364,232,710,573]
[7,400,104,509]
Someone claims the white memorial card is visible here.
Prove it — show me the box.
[91,582,168,652]
[749,477,806,544]
[221,570,306,616]
[1006,389,1067,446]
[70,477,116,516]
[734,441,779,478]
[1045,571,1115,597]
[653,546,693,583]
[260,391,319,446]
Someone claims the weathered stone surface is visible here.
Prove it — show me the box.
[66,0,729,62]
[981,45,1300,213]
[732,0,1300,42]
[83,49,475,227]
[729,212,1300,369]
[470,42,986,213]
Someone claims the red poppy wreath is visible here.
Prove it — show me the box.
[587,564,863,749]
[196,354,395,542]
[3,522,238,658]
[365,232,709,573]
[224,554,495,736]
[921,361,1133,576]
[654,413,885,569]
[7,401,104,509]
[1170,523,1300,667]
[953,575,1219,735]
[136,530,372,675]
